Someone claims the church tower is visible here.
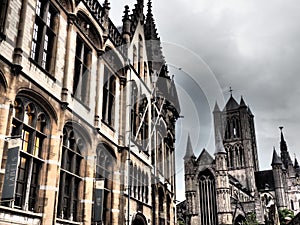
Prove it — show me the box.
[272,148,287,209]
[215,131,233,225]
[213,94,259,192]
[183,134,197,225]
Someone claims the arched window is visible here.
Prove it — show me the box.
[239,145,244,167]
[58,124,85,221]
[138,36,143,75]
[232,117,240,138]
[31,0,59,72]
[166,195,171,224]
[131,81,139,137]
[235,145,240,168]
[157,132,164,174]
[139,96,149,149]
[144,62,148,81]
[0,0,9,37]
[9,97,49,212]
[129,162,133,195]
[92,143,116,225]
[158,187,165,225]
[102,66,116,127]
[137,168,141,200]
[133,45,137,70]
[199,170,217,225]
[73,36,91,105]
[145,174,149,203]
[133,165,137,198]
[225,120,231,139]
[225,145,233,169]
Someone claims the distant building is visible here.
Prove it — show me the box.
[182,94,300,225]
[0,0,180,224]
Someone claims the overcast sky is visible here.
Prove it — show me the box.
[109,0,300,202]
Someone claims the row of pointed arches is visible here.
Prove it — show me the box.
[129,164,150,203]
[0,88,119,224]
[225,144,245,169]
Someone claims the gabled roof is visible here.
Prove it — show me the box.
[197,149,214,166]
[224,95,239,111]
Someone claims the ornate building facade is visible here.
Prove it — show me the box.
[183,94,300,225]
[0,0,180,224]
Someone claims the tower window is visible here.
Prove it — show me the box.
[31,0,58,72]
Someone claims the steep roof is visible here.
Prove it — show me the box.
[224,95,239,111]
[213,102,221,112]
[279,127,293,168]
[271,148,282,166]
[239,96,247,108]
[197,149,214,166]
[184,134,195,160]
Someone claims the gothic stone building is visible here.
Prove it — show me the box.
[0,0,180,224]
[183,94,300,225]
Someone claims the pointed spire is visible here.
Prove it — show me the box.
[213,101,221,112]
[272,147,282,166]
[279,126,293,168]
[240,96,247,108]
[123,5,130,21]
[215,130,226,155]
[184,134,195,160]
[103,0,110,9]
[279,126,288,152]
[295,157,299,169]
[224,95,239,111]
[145,0,159,40]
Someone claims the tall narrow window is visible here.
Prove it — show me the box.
[31,0,58,72]
[133,45,137,70]
[199,170,217,225]
[138,36,143,75]
[144,62,148,81]
[0,0,9,38]
[131,81,139,137]
[58,125,84,222]
[158,187,165,225]
[139,97,149,149]
[225,120,231,139]
[73,36,91,105]
[92,144,115,225]
[10,97,48,212]
[102,66,116,127]
[232,117,240,138]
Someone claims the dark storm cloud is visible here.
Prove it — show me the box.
[109,0,300,201]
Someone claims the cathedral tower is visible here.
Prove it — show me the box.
[214,94,259,192]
